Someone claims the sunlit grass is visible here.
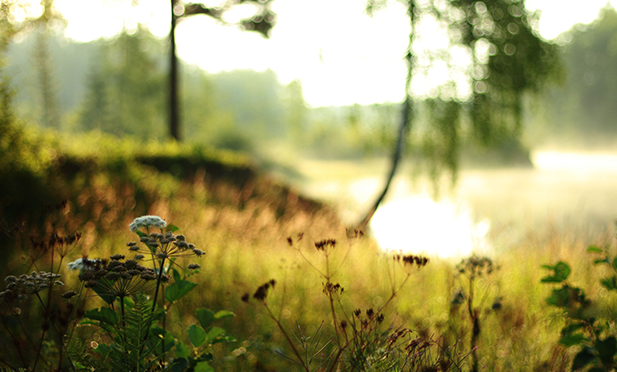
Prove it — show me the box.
[4,131,617,370]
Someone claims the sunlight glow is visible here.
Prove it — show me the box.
[532,151,617,172]
[370,195,490,259]
[18,0,617,106]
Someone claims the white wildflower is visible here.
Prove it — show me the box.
[129,215,167,233]
[67,258,84,271]
[67,258,102,271]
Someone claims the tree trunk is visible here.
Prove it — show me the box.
[355,1,415,233]
[169,0,180,141]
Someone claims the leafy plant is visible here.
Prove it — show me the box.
[541,246,617,371]
[0,213,237,371]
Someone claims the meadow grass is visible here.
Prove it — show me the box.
[2,134,617,371]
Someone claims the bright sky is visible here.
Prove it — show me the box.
[21,0,617,107]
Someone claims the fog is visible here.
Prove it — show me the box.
[292,151,617,259]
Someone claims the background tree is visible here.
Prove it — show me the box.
[541,5,617,146]
[167,0,276,141]
[78,27,166,140]
[358,0,562,231]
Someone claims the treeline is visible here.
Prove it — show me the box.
[8,4,617,162]
[532,5,617,148]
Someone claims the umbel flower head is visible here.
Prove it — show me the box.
[127,230,204,263]
[75,255,163,301]
[0,271,63,302]
[129,215,167,233]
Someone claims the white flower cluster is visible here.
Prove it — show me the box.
[129,215,167,233]
[67,258,102,271]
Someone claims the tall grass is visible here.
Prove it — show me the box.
[2,131,617,370]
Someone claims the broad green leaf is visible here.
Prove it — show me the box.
[135,230,147,238]
[196,309,215,330]
[194,361,214,372]
[166,224,180,233]
[205,327,226,343]
[215,310,236,320]
[188,324,206,347]
[150,327,175,352]
[546,287,572,308]
[93,343,111,355]
[165,270,198,303]
[595,336,617,367]
[541,262,571,283]
[560,333,587,347]
[171,358,188,372]
[175,341,190,359]
[92,280,116,305]
[84,307,118,326]
[601,276,617,291]
[612,257,617,271]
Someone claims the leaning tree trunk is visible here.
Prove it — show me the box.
[355,1,416,232]
[169,0,180,141]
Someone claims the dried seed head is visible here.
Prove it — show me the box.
[188,264,201,270]
[4,275,17,284]
[62,290,78,299]
[315,239,336,251]
[192,248,205,257]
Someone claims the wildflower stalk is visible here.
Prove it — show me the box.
[0,311,28,368]
[262,301,310,372]
[324,253,342,349]
[151,257,166,314]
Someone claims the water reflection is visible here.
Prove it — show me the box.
[295,151,617,259]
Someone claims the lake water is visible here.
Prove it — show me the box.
[292,151,617,258]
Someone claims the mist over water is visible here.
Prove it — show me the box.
[296,151,617,259]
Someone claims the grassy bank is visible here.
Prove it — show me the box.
[1,128,617,371]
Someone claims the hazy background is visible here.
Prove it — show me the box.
[4,0,617,258]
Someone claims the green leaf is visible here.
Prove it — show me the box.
[93,343,111,356]
[91,280,116,305]
[150,326,175,352]
[135,230,147,238]
[571,346,595,371]
[165,269,198,303]
[205,327,226,344]
[188,324,207,347]
[171,358,188,372]
[601,276,617,291]
[215,310,236,320]
[612,257,617,271]
[175,341,190,359]
[541,262,571,283]
[546,286,572,308]
[196,309,215,330]
[166,224,180,233]
[588,246,603,253]
[194,361,214,372]
[560,333,587,347]
[84,307,118,326]
[595,336,617,367]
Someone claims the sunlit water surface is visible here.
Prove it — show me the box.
[294,152,617,259]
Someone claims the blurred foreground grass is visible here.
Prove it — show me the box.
[2,127,617,371]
